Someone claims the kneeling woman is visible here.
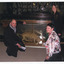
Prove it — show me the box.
[45,23,61,61]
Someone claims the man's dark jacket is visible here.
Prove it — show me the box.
[4,25,25,57]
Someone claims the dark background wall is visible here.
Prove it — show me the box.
[0,2,64,20]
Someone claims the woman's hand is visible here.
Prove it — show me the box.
[45,56,49,60]
[58,33,61,36]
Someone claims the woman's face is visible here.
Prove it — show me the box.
[52,5,56,13]
[46,26,54,34]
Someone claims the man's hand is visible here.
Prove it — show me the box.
[16,43,21,48]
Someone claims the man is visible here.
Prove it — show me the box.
[44,23,61,61]
[4,19,26,57]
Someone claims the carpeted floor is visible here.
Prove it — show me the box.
[0,42,46,62]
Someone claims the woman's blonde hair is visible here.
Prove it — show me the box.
[55,5,60,12]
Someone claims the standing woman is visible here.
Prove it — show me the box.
[44,23,61,61]
[51,4,63,38]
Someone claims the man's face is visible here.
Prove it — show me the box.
[46,26,54,34]
[10,20,16,28]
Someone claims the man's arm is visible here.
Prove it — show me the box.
[4,28,18,45]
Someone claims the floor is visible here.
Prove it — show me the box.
[0,42,46,62]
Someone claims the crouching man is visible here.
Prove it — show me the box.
[4,19,26,57]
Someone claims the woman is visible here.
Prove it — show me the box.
[51,4,63,38]
[45,23,61,61]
